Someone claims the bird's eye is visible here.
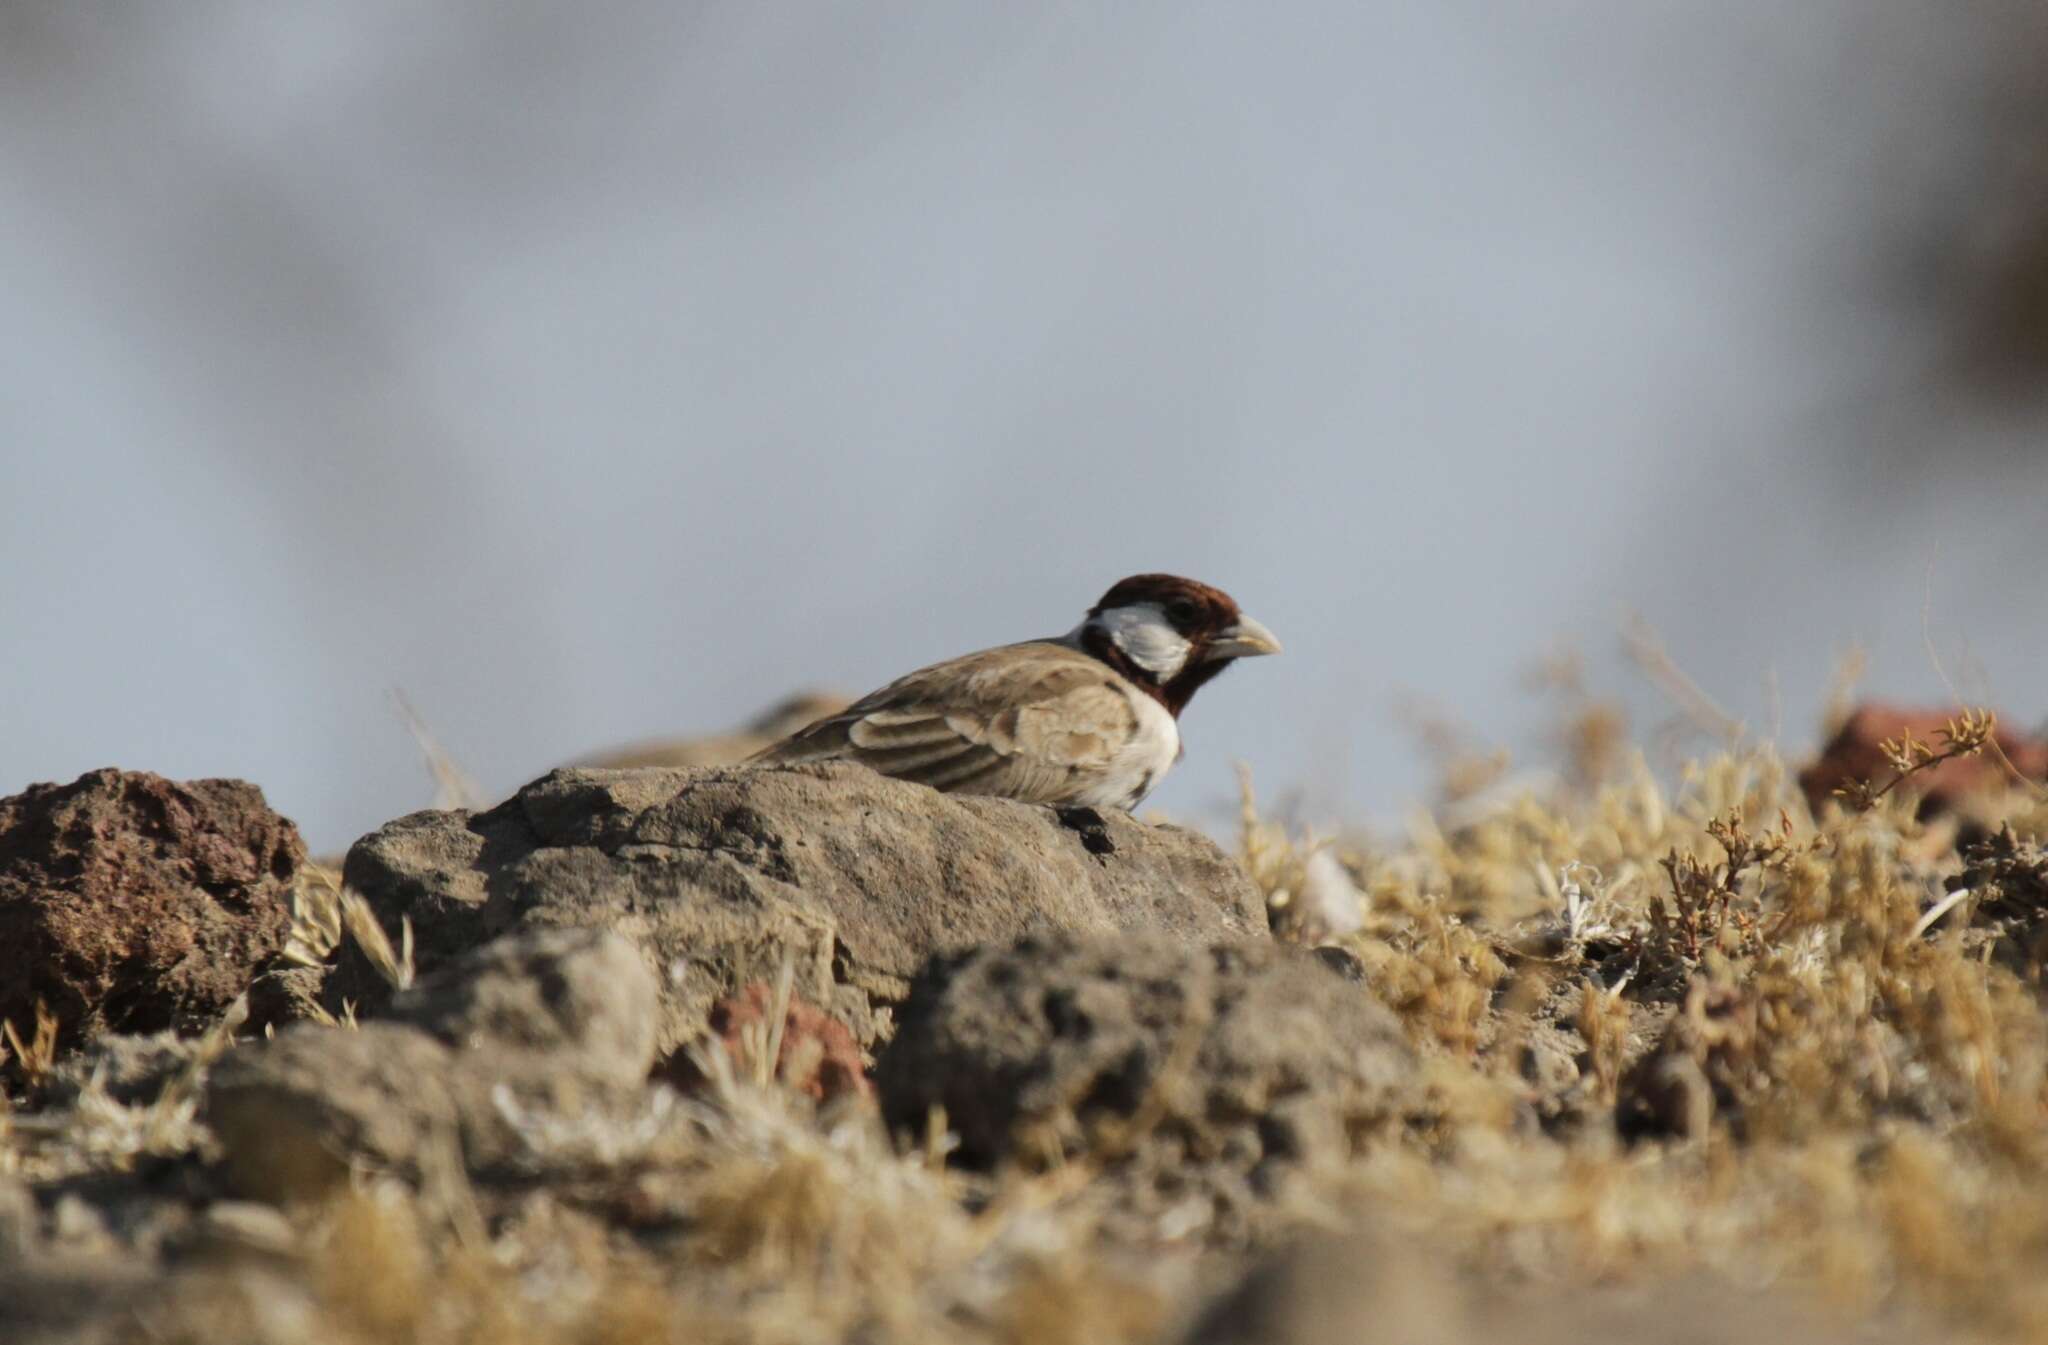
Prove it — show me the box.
[1164,598,1199,625]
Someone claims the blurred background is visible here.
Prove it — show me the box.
[2,2,2044,852]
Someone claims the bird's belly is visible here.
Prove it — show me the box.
[1070,695,1181,810]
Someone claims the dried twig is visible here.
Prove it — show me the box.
[2,1002,59,1089]
[284,864,347,969]
[391,687,484,811]
[341,890,416,992]
[1911,886,1975,940]
[1834,709,1999,812]
[1622,613,1745,746]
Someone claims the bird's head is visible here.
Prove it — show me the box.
[1076,573,1281,716]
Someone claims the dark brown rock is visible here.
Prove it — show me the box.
[0,770,303,1049]
[337,763,1267,1053]
[876,933,1418,1246]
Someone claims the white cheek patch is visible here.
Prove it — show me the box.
[1092,603,1192,680]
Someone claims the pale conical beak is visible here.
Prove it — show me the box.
[1205,613,1282,660]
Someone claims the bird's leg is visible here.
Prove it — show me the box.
[1055,805,1115,857]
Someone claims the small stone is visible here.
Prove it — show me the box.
[661,981,873,1104]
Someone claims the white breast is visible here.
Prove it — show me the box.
[1072,685,1181,810]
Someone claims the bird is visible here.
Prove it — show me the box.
[750,573,1281,810]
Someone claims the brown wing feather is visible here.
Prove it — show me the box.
[750,641,1139,802]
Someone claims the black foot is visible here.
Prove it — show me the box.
[1055,805,1116,856]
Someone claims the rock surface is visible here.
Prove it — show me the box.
[337,763,1266,1051]
[384,921,657,1079]
[208,927,660,1198]
[876,933,1416,1245]
[0,769,303,1048]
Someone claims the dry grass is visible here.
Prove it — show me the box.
[120,1061,1169,1345]
[1239,707,2048,1341]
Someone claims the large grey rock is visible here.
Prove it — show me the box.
[876,933,1418,1246]
[338,763,1267,1052]
[208,927,660,1199]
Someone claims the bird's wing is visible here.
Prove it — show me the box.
[751,641,1141,802]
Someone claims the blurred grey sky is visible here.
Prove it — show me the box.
[2,2,2044,850]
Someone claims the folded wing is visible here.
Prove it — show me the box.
[751,642,1141,802]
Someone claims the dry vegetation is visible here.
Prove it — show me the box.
[7,685,2048,1344]
[1252,696,2048,1340]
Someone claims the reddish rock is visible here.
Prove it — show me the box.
[1799,703,2048,816]
[0,770,304,1050]
[662,981,872,1105]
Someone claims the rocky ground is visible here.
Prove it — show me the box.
[3,703,2048,1344]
